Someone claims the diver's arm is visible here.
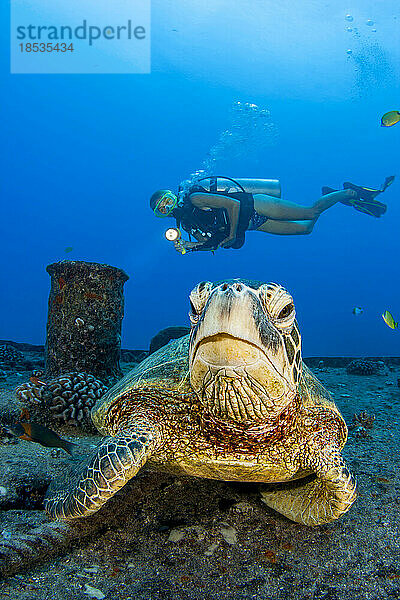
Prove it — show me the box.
[174,229,220,252]
[189,193,240,243]
[173,239,215,253]
[173,231,216,254]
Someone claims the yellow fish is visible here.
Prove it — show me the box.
[382,310,398,329]
[381,111,400,127]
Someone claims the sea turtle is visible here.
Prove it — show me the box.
[45,280,356,526]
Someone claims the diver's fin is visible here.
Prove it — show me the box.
[321,186,337,196]
[343,181,380,201]
[345,197,387,218]
[382,175,395,192]
[343,175,395,201]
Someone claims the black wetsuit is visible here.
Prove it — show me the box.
[176,177,255,250]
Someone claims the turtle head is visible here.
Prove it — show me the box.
[188,280,302,426]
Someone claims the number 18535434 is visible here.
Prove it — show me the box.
[19,42,74,52]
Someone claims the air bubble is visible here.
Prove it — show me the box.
[366,19,374,26]
[179,102,278,188]
[346,49,353,55]
[347,27,353,32]
[345,14,353,22]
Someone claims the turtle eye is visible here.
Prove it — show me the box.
[258,283,296,329]
[189,281,213,322]
[278,303,295,320]
[189,299,199,325]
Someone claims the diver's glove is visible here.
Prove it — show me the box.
[173,240,191,254]
[174,239,220,253]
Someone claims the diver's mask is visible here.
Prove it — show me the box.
[153,191,178,217]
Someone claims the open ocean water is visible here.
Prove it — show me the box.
[1,1,400,598]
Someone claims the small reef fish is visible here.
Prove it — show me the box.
[381,111,400,127]
[382,310,398,329]
[8,422,76,454]
[352,307,363,316]
[64,246,73,253]
[29,376,46,386]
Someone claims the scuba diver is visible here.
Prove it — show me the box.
[150,175,394,254]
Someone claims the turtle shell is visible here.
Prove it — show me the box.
[92,335,191,434]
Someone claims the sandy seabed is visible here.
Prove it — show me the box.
[0,357,399,600]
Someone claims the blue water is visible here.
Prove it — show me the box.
[1,0,399,357]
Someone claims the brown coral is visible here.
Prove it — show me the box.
[351,410,376,439]
[346,359,384,376]
[0,345,25,366]
[16,372,108,427]
[352,410,375,429]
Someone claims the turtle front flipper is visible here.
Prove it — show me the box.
[260,452,356,526]
[45,426,160,520]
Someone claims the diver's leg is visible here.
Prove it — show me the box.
[253,190,355,221]
[256,219,316,235]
